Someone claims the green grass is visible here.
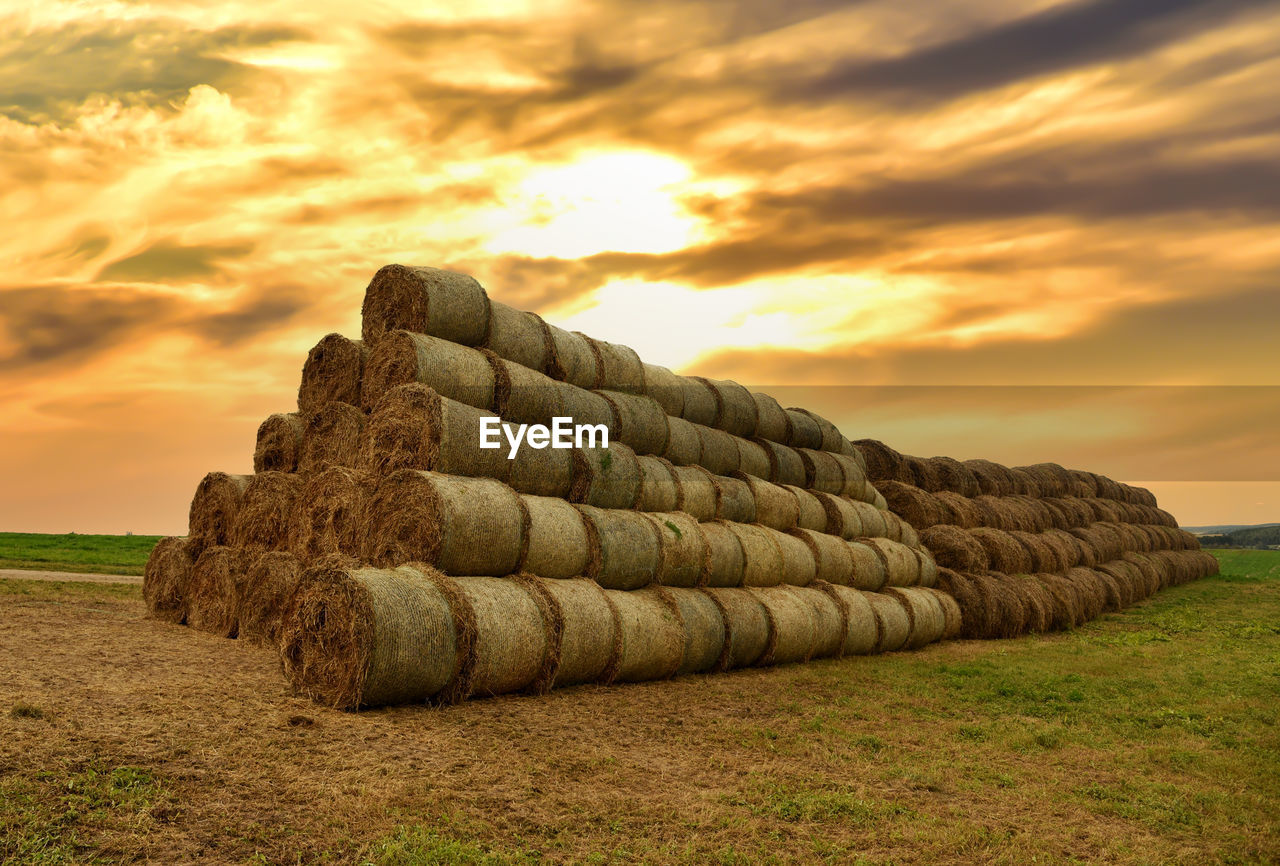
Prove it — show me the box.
[0,532,163,576]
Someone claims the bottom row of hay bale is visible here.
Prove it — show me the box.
[278,564,960,709]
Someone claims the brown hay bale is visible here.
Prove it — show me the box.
[969,528,1033,574]
[904,455,942,493]
[1038,529,1081,569]
[1014,497,1055,532]
[1064,567,1108,621]
[751,392,791,443]
[736,438,773,480]
[770,529,818,587]
[980,571,1029,638]
[786,486,829,532]
[862,537,922,587]
[790,585,845,659]
[637,456,681,512]
[919,524,990,572]
[535,578,619,688]
[483,301,551,373]
[254,412,305,473]
[289,466,371,561]
[883,587,947,649]
[1003,467,1038,497]
[491,356,565,428]
[928,457,980,497]
[1090,472,1124,500]
[695,378,757,437]
[1008,531,1061,573]
[517,495,591,580]
[1085,498,1124,523]
[813,492,860,539]
[713,475,758,523]
[797,448,845,495]
[695,424,741,476]
[705,587,770,668]
[963,459,1016,496]
[237,551,302,646]
[609,586,685,682]
[545,324,599,388]
[846,541,888,591]
[642,363,685,416]
[364,470,525,575]
[188,472,251,559]
[927,587,963,639]
[1037,498,1072,530]
[143,537,193,624]
[933,492,983,529]
[782,408,823,451]
[878,511,909,544]
[726,523,786,587]
[671,464,718,521]
[362,330,495,412]
[361,264,490,348]
[818,585,879,654]
[298,333,367,414]
[756,439,808,487]
[701,521,747,588]
[790,528,855,586]
[916,548,939,587]
[570,442,641,510]
[734,472,799,531]
[662,415,702,466]
[754,586,817,664]
[864,592,910,652]
[1036,573,1084,628]
[451,576,550,698]
[665,587,727,674]
[1089,566,1126,611]
[1058,497,1097,529]
[1067,469,1100,498]
[854,440,909,483]
[299,403,365,473]
[645,512,708,589]
[577,505,661,590]
[934,568,986,639]
[232,471,303,556]
[1003,574,1050,633]
[186,546,248,637]
[598,390,669,456]
[1121,553,1164,595]
[876,481,943,530]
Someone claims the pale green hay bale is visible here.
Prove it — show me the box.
[642,363,685,416]
[483,300,551,373]
[754,585,817,665]
[186,546,248,638]
[598,390,670,455]
[756,439,807,486]
[833,454,870,499]
[734,472,799,531]
[864,591,910,652]
[607,586,685,682]
[820,584,879,654]
[878,510,910,543]
[570,442,641,509]
[703,587,770,668]
[237,550,302,646]
[793,408,844,453]
[637,456,681,512]
[928,588,963,639]
[862,537,922,587]
[771,528,818,587]
[362,384,509,486]
[751,391,791,443]
[289,466,372,561]
[507,439,575,499]
[667,587,728,674]
[798,448,845,494]
[696,424,741,476]
[791,528,855,586]
[361,265,490,348]
[870,487,889,511]
[492,355,566,427]
[519,495,592,580]
[546,324,600,389]
[813,492,861,539]
[698,377,758,437]
[790,585,845,659]
[883,587,946,649]
[783,408,823,450]
[671,463,718,521]
[726,523,786,587]
[644,511,708,588]
[785,485,828,531]
[915,547,938,587]
[713,475,758,523]
[144,536,194,624]
[736,437,773,480]
[232,471,303,556]
[299,402,365,473]
[847,541,888,591]
[362,330,495,412]
[895,516,921,548]
[583,334,645,393]
[701,521,747,588]
[578,505,661,590]
[556,382,617,431]
[298,333,368,415]
[535,577,619,688]
[454,576,550,698]
[187,472,251,560]
[662,415,703,465]
[848,499,889,538]
[255,412,305,473]
[680,377,720,426]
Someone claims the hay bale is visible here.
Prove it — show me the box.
[298,333,367,414]
[555,381,617,432]
[847,541,888,591]
[637,456,681,512]
[795,409,845,454]
[666,587,728,674]
[876,481,943,529]
[361,264,490,348]
[831,454,870,499]
[904,456,942,493]
[813,492,861,539]
[237,550,302,646]
[1085,498,1124,522]
[363,470,526,575]
[598,390,669,456]
[979,571,1029,638]
[1008,531,1061,573]
[791,585,845,659]
[695,425,741,476]
[519,495,592,580]
[919,525,990,573]
[582,335,644,393]
[232,471,303,556]
[254,412,305,473]
[298,402,365,473]
[698,378,758,437]
[916,547,939,588]
[645,512,708,589]
[726,523,785,587]
[679,377,719,427]
[492,356,565,428]
[362,384,511,485]
[713,475,757,523]
[864,592,910,652]
[578,505,661,590]
[929,492,979,529]
[751,392,791,443]
[570,442,641,510]
[969,527,1033,574]
[453,576,551,698]
[786,486,829,532]
[642,363,685,417]
[483,301,551,373]
[143,537,193,624]
[1056,497,1097,529]
[535,578,620,688]
[883,587,946,649]
[927,457,980,497]
[1120,553,1164,596]
[791,528,854,586]
[963,459,1016,496]
[280,564,462,708]
[662,415,703,466]
[928,588,963,639]
[188,472,251,559]
[848,500,889,538]
[1011,496,1053,532]
[545,324,599,388]
[289,466,372,561]
[609,586,685,682]
[854,440,909,483]
[734,472,799,531]
[1064,567,1107,622]
[772,529,818,587]
[820,584,880,654]
[671,464,718,521]
[1038,529,1081,569]
[701,521,746,588]
[892,514,921,548]
[797,448,844,494]
[1005,467,1040,497]
[1008,574,1053,633]
[870,487,889,511]
[1037,572,1085,628]
[934,568,987,639]
[736,438,774,480]
[186,546,248,637]
[362,330,495,412]
[756,439,808,486]
[755,586,817,664]
[862,537,921,587]
[705,587,771,668]
[782,408,823,451]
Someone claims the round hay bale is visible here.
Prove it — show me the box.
[645,512,708,589]
[678,377,719,427]
[298,334,368,415]
[608,586,685,682]
[782,409,823,451]
[1008,531,1060,573]
[232,471,303,556]
[756,439,807,487]
[598,390,669,456]
[864,592,910,652]
[188,472,251,559]
[545,324,599,388]
[876,481,943,530]
[848,500,889,538]
[701,521,747,589]
[754,586,817,664]
[186,546,248,637]
[289,466,372,561]
[813,492,860,539]
[1038,529,1081,569]
[979,571,1029,638]
[299,402,366,473]
[582,335,644,393]
[1066,469,1099,498]
[736,438,773,481]
[713,475,758,524]
[491,356,565,428]
[554,382,617,431]
[364,470,526,575]
[751,392,791,443]
[1060,497,1098,529]
[577,505,662,590]
[535,577,620,688]
[790,528,855,586]
[642,363,685,417]
[1037,498,1072,530]
[1022,463,1071,497]
[797,448,845,495]
[254,412,305,473]
[734,472,799,532]
[670,463,718,521]
[570,442,641,510]
[362,330,495,412]
[919,524,990,572]
[929,492,979,529]
[1010,574,1053,633]
[695,425,741,476]
[483,301,551,373]
[637,456,681,513]
[1027,573,1073,631]
[1015,497,1055,532]
[820,584,879,654]
[771,529,818,587]
[662,415,703,466]
[854,440,910,483]
[726,523,786,588]
[1120,553,1164,596]
[883,587,946,649]
[862,537,922,587]
[934,568,986,639]
[1064,567,1107,621]
[799,410,845,454]
[905,456,943,493]
[790,585,845,659]
[915,547,939,587]
[969,527,1033,574]
[237,550,302,646]
[1084,498,1123,523]
[666,587,727,674]
[1005,467,1040,497]
[704,587,770,668]
[927,457,980,497]
[927,587,963,639]
[870,487,889,512]
[1090,472,1124,500]
[895,516,921,548]
[143,537,193,624]
[279,564,462,708]
[786,486,829,532]
[361,264,490,348]
[696,378,758,437]
[963,459,1015,496]
[452,576,550,698]
[518,495,591,580]
[846,541,888,592]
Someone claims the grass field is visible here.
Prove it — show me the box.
[2,550,1277,864]
[0,532,162,575]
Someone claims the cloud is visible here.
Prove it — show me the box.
[97,241,257,282]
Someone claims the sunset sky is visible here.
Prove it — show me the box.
[2,0,1278,534]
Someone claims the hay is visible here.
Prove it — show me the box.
[791,528,854,586]
[1091,472,1125,501]
[143,537,193,624]
[853,440,908,483]
[736,438,773,480]
[847,541,888,591]
[1085,498,1123,523]
[232,471,303,556]
[698,378,758,437]
[298,333,367,414]
[934,568,987,639]
[963,459,1015,496]
[726,523,786,587]
[883,587,946,649]
[777,408,820,451]
[644,511,708,588]
[299,402,365,473]
[637,456,681,512]
[981,571,1029,638]
[864,592,910,652]
[679,377,719,427]
[582,335,644,393]
[598,390,669,456]
[519,495,592,579]
[671,464,718,521]
[695,424,741,476]
[662,416,703,466]
[751,392,791,443]
[820,584,879,654]
[772,529,818,587]
[713,475,758,523]
[1009,531,1061,573]
[701,521,747,588]
[641,363,685,416]
[280,564,461,708]
[577,505,661,590]
[848,499,889,538]
[862,537,922,587]
[928,457,980,497]
[832,454,870,499]
[919,525,990,573]
[361,264,491,348]
[254,412,305,473]
[796,409,845,454]
[915,547,938,587]
[492,356,565,428]
[364,470,526,575]
[186,546,248,638]
[796,448,843,494]
[870,487,889,511]
[289,466,372,561]
[483,301,551,373]
[237,550,302,646]
[792,585,845,659]
[1010,496,1053,532]
[609,587,685,682]
[1064,567,1107,621]
[969,528,1033,574]
[362,330,495,412]
[756,439,808,487]
[876,481,943,529]
[666,587,728,674]
[888,513,921,547]
[453,576,550,698]
[734,472,799,531]
[362,384,510,486]
[705,587,770,668]
[786,486,829,532]
[542,324,598,388]
[905,456,942,493]
[188,472,251,559]
[813,492,860,540]
[1006,467,1041,497]
[929,588,963,639]
[534,578,619,687]
[755,586,817,664]
[1009,574,1053,633]
[570,442,641,510]
[1019,463,1071,497]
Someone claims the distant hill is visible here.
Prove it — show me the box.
[1184,523,1280,535]
[1194,524,1280,550]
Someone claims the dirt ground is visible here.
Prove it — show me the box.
[0,569,140,584]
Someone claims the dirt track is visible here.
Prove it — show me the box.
[0,568,141,584]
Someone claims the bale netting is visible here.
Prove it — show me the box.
[533,578,620,688]
[608,586,685,682]
[666,587,728,674]
[698,378,758,438]
[864,592,910,652]
[491,356,565,428]
[969,528,1034,574]
[186,546,248,638]
[876,481,943,529]
[570,442,641,510]
[298,402,365,473]
[757,439,808,487]
[584,335,645,393]
[482,301,551,374]
[454,576,552,699]
[670,464,718,521]
[847,541,888,591]
[644,512,708,589]
[290,466,372,561]
[754,586,817,665]
[919,524,990,572]
[236,550,303,646]
[791,528,855,586]
[518,495,592,580]
[362,330,495,412]
[232,471,303,556]
[577,505,662,590]
[704,587,771,668]
[713,475,757,523]
[751,391,791,443]
[298,333,368,414]
[734,472,799,531]
[598,390,669,456]
[782,408,823,451]
[254,412,305,473]
[363,470,526,576]
[701,521,747,588]
[882,587,947,649]
[637,456,681,512]
[861,537,921,587]
[143,536,194,624]
[279,564,463,709]
[188,472,251,559]
[819,584,880,654]
[361,264,491,348]
[726,523,786,588]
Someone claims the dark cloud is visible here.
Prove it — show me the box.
[183,284,315,346]
[97,241,257,283]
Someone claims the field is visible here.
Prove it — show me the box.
[1,550,1277,864]
[0,533,162,576]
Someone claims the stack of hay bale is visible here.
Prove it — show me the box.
[145,265,959,709]
[855,442,1218,639]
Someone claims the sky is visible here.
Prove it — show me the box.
[2,0,1278,534]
